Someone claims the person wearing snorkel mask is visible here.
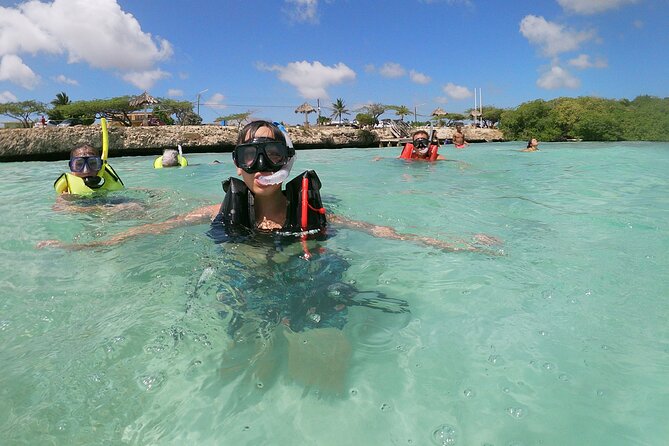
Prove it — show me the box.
[54,144,124,195]
[209,120,326,238]
[398,130,445,161]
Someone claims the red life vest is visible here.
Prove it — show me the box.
[399,143,439,161]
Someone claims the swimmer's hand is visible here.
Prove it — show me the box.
[329,214,504,255]
[36,239,65,249]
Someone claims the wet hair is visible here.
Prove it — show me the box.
[70,144,99,158]
[526,139,536,148]
[162,148,179,167]
[412,130,429,140]
[237,120,287,145]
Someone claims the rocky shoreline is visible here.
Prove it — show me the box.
[0,124,505,162]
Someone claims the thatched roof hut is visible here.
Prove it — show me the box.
[295,102,317,125]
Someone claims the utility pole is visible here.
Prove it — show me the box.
[196,89,209,117]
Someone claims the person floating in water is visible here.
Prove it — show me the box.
[398,130,446,161]
[53,118,124,195]
[154,145,188,168]
[452,124,469,149]
[522,138,539,152]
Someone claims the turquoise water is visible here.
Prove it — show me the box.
[1,142,668,445]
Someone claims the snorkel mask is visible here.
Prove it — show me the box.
[412,137,430,156]
[69,155,105,188]
[232,122,296,185]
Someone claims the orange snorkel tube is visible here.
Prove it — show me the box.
[300,174,326,260]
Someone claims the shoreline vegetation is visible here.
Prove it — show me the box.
[1,94,667,162]
[0,124,504,162]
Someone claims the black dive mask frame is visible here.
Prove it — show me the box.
[232,137,295,173]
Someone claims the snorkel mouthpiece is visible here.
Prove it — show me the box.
[255,121,296,186]
[256,157,295,185]
[83,175,105,189]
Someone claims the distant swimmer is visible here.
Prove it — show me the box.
[154,145,188,168]
[522,138,539,152]
[452,124,469,149]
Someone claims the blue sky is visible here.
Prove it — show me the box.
[1,0,667,124]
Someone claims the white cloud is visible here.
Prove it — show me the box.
[167,89,183,97]
[442,82,471,100]
[207,93,226,110]
[520,15,595,57]
[568,54,608,69]
[258,60,356,99]
[364,64,376,73]
[0,90,18,103]
[0,0,172,89]
[284,0,319,24]
[121,69,171,91]
[379,62,406,78]
[537,65,580,89]
[0,54,39,89]
[557,0,639,15]
[54,74,78,85]
[409,70,431,84]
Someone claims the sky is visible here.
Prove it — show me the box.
[1,0,668,124]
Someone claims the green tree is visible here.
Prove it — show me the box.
[480,106,505,128]
[355,113,375,128]
[387,105,411,121]
[56,97,137,126]
[359,103,386,122]
[0,100,47,127]
[214,111,253,128]
[330,98,349,123]
[51,91,70,107]
[154,99,197,125]
[500,99,561,141]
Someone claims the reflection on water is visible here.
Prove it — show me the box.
[181,236,410,404]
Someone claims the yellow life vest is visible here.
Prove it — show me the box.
[153,155,188,168]
[54,163,125,195]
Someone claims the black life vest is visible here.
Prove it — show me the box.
[209,170,327,240]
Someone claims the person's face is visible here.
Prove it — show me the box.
[236,126,283,196]
[531,138,539,147]
[69,148,102,177]
[412,133,430,155]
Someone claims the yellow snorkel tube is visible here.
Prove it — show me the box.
[101,117,109,161]
[53,116,124,194]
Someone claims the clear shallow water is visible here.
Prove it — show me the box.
[1,142,668,445]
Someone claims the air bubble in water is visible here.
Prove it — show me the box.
[506,407,525,419]
[432,424,457,445]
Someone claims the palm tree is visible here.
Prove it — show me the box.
[330,98,349,123]
[394,105,411,121]
[51,92,70,107]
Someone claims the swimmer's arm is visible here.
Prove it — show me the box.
[328,214,478,253]
[37,204,220,250]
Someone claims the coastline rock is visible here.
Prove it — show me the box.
[0,124,504,161]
